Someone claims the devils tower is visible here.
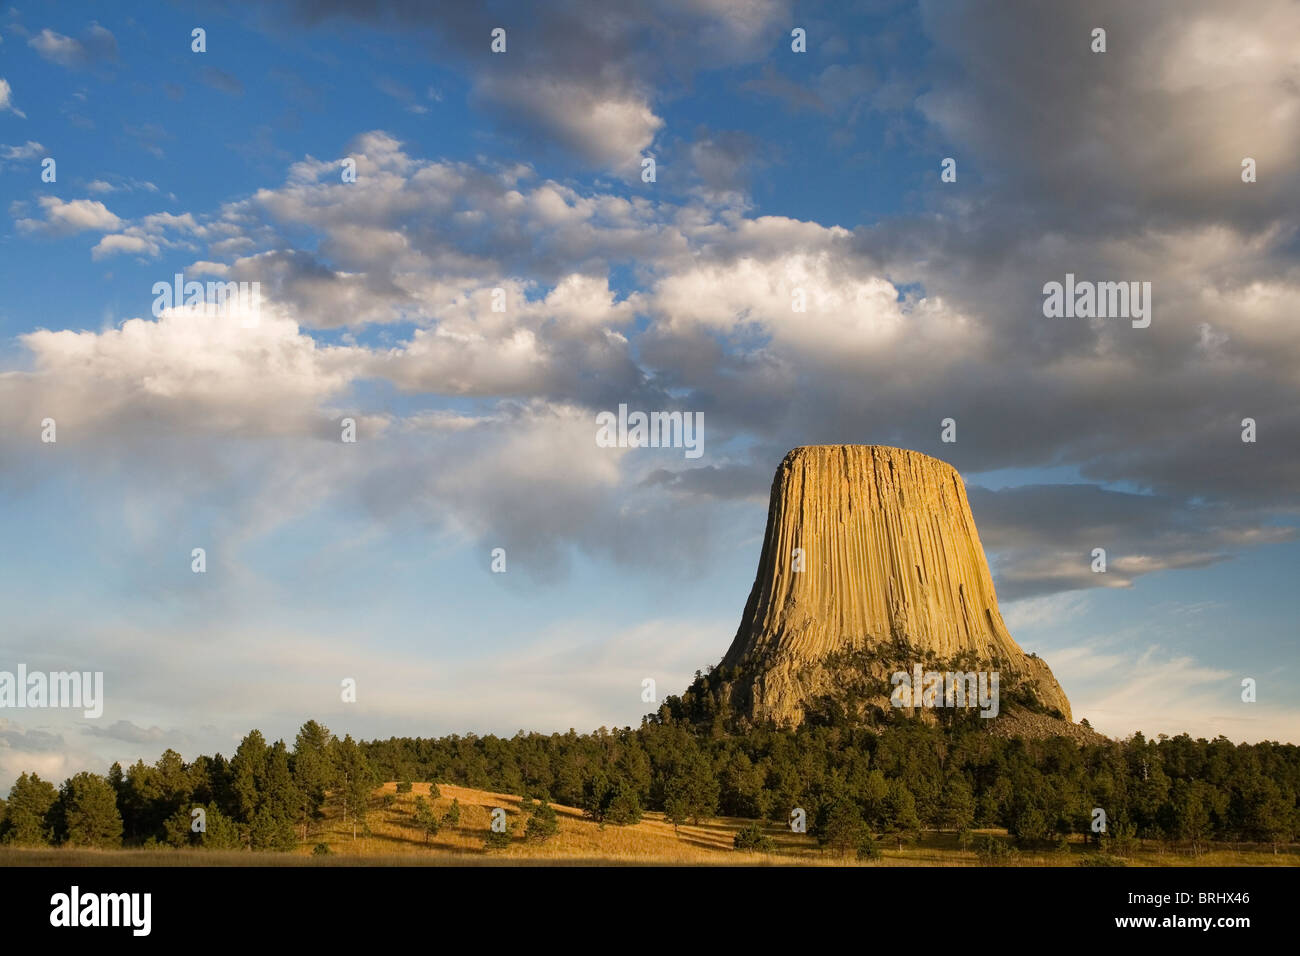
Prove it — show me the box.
[720,445,1072,726]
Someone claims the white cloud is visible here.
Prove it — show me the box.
[478,74,664,172]
[91,233,155,260]
[0,77,25,117]
[0,140,43,161]
[16,196,121,236]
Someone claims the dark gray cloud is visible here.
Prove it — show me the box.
[276,0,791,170]
[80,720,172,745]
[969,484,1295,600]
[0,723,65,752]
[916,0,1300,235]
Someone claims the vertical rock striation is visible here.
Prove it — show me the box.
[720,445,1072,724]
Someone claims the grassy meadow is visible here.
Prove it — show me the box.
[1,781,1295,866]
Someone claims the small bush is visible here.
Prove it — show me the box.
[733,822,775,853]
[396,780,413,794]
[973,834,1015,866]
[312,842,332,856]
[524,801,559,842]
[857,833,882,861]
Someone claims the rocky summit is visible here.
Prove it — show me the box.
[720,445,1073,726]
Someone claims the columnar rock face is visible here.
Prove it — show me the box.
[720,445,1072,725]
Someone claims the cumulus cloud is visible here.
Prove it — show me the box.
[916,0,1300,233]
[3,302,363,439]
[6,118,1297,602]
[476,73,663,171]
[16,196,121,236]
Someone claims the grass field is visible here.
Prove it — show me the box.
[1,781,1295,866]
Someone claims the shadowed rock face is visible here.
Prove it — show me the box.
[720,445,1072,725]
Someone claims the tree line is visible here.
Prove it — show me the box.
[2,666,1296,854]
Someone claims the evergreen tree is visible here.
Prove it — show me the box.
[331,734,375,839]
[733,821,775,853]
[413,796,440,843]
[162,805,196,847]
[483,819,512,850]
[663,751,718,825]
[52,772,123,848]
[525,799,559,842]
[249,804,297,851]
[605,781,643,826]
[882,779,921,850]
[292,720,335,840]
[939,775,976,832]
[261,740,302,847]
[817,798,868,858]
[230,730,269,825]
[664,794,689,834]
[197,803,243,850]
[1,773,58,845]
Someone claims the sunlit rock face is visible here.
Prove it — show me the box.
[720,445,1072,725]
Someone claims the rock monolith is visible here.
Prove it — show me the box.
[720,445,1072,725]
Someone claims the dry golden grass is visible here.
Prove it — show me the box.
[1,781,1295,867]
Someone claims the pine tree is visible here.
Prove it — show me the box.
[292,720,335,841]
[53,772,123,848]
[882,779,922,850]
[249,804,297,850]
[444,797,461,828]
[664,794,689,834]
[483,819,512,850]
[230,730,269,826]
[331,734,375,840]
[525,800,559,842]
[413,796,440,843]
[733,821,774,853]
[162,805,196,847]
[261,740,302,848]
[817,798,868,858]
[1,773,58,845]
[197,803,243,850]
[663,752,718,825]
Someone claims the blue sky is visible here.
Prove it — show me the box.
[1,0,1298,786]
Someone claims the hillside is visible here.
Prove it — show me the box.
[8,780,1291,867]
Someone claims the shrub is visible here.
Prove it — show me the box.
[973,834,1015,866]
[524,801,559,842]
[483,825,512,850]
[857,832,882,861]
[733,822,775,853]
